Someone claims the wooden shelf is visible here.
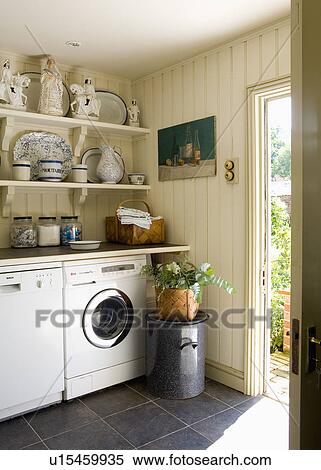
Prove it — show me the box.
[0,180,150,217]
[0,108,150,158]
[0,109,151,216]
[0,108,150,136]
[0,180,150,190]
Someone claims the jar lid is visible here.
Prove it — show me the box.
[61,216,78,220]
[39,216,57,220]
[13,216,32,220]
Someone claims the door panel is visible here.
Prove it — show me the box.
[0,290,64,410]
[64,277,146,378]
[291,0,321,449]
[83,289,133,348]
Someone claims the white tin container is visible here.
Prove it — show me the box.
[38,160,62,182]
[72,164,88,183]
[12,160,31,181]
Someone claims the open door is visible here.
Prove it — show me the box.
[290,0,321,449]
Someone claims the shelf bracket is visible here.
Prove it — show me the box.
[73,187,88,216]
[0,117,15,151]
[2,185,15,217]
[72,126,87,159]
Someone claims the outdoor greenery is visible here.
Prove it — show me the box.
[271,126,291,179]
[141,259,236,304]
[269,122,291,352]
[270,197,291,352]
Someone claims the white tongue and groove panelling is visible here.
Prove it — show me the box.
[0,52,133,246]
[132,18,291,380]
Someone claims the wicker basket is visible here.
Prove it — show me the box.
[106,200,165,245]
[157,288,199,321]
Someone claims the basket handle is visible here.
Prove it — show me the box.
[117,199,151,214]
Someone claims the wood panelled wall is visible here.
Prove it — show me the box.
[0,52,133,246]
[132,19,291,383]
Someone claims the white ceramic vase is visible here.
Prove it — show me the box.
[96,145,124,184]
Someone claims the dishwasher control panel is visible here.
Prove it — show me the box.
[0,268,62,294]
[34,271,56,289]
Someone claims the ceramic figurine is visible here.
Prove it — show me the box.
[70,78,101,120]
[96,145,124,184]
[0,59,30,110]
[38,57,64,116]
[127,99,140,127]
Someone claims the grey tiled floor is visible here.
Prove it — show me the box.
[0,377,286,450]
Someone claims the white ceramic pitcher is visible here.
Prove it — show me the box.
[96,145,125,184]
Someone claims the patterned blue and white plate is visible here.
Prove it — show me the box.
[13,131,73,181]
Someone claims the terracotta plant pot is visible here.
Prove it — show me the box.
[156,288,199,321]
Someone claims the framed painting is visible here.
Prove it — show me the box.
[157,116,216,181]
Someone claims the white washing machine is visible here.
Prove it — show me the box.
[63,255,147,399]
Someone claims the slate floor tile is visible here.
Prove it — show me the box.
[45,420,133,450]
[157,393,228,425]
[205,379,249,405]
[0,417,39,450]
[107,402,184,447]
[25,400,98,439]
[140,428,211,450]
[125,376,158,399]
[234,396,263,413]
[191,408,242,442]
[80,384,148,418]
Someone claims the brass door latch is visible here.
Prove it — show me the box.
[310,337,321,345]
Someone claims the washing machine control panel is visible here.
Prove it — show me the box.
[101,263,135,274]
[64,258,146,286]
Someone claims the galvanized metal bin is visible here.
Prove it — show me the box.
[145,311,208,399]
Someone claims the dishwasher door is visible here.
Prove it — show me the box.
[0,267,64,419]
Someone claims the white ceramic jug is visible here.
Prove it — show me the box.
[96,145,124,184]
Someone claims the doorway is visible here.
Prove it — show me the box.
[265,95,291,404]
[245,78,291,398]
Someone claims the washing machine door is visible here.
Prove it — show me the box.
[83,289,133,348]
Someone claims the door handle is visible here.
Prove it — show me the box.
[0,283,21,294]
[308,326,320,373]
[310,337,321,346]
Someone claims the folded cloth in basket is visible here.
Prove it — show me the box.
[117,206,152,229]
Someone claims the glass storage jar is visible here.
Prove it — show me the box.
[11,216,37,248]
[60,216,82,246]
[37,217,61,247]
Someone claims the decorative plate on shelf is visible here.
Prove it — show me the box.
[96,90,128,125]
[21,71,71,116]
[13,131,73,181]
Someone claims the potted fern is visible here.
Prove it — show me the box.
[141,259,235,321]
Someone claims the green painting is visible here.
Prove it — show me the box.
[157,116,216,181]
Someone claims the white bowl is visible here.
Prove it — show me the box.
[69,241,101,250]
[128,173,145,185]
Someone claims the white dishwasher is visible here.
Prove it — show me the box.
[0,262,64,421]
